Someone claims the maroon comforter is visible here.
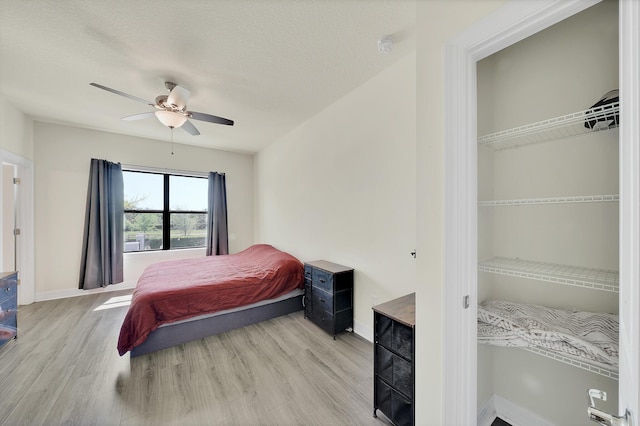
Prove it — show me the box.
[117,244,304,355]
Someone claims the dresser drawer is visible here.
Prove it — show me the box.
[0,273,17,348]
[0,278,17,305]
[0,298,17,329]
[304,281,313,318]
[311,288,333,313]
[0,293,16,313]
[304,265,313,280]
[375,376,413,426]
[376,345,413,399]
[313,309,335,333]
[311,268,333,293]
[376,314,413,361]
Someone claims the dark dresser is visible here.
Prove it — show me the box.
[303,260,354,339]
[373,293,415,426]
[0,272,18,349]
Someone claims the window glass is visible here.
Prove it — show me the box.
[123,170,209,251]
[170,213,207,249]
[170,175,208,211]
[124,213,163,252]
[123,171,163,210]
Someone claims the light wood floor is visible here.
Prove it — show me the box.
[0,289,390,426]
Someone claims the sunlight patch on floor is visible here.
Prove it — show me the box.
[94,294,132,311]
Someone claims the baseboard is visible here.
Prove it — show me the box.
[479,394,555,426]
[353,318,373,342]
[478,395,497,426]
[34,281,136,302]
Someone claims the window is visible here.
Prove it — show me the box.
[123,170,208,252]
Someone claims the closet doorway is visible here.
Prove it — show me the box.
[442,0,640,425]
[477,1,618,424]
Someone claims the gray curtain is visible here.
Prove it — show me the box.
[206,172,229,256]
[79,159,124,289]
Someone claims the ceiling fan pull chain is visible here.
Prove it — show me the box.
[171,127,174,155]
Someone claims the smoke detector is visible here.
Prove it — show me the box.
[377,35,394,54]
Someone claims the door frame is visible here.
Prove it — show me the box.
[442,0,639,424]
[0,149,34,305]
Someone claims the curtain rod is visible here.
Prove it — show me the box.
[120,163,223,178]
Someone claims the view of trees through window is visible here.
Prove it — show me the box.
[123,170,208,252]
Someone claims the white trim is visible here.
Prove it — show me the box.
[121,163,210,178]
[35,280,136,302]
[477,394,556,426]
[443,39,478,426]
[477,396,497,426]
[493,394,555,426]
[353,318,373,342]
[443,0,603,424]
[618,0,640,420]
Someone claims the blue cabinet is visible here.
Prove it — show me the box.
[0,272,18,348]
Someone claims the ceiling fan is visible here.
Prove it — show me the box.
[90,81,234,135]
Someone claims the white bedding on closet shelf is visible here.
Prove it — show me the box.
[477,299,619,370]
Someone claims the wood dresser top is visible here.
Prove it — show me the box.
[305,260,353,274]
[372,293,415,328]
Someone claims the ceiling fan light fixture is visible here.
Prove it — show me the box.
[155,110,187,128]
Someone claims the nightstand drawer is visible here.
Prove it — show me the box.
[311,269,333,293]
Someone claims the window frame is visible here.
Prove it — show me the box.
[123,169,208,251]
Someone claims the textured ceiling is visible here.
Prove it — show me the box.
[0,0,416,154]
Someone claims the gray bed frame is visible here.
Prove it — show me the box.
[130,291,303,357]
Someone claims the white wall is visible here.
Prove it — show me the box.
[33,122,254,300]
[0,96,33,160]
[255,52,417,340]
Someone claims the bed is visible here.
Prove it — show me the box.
[117,244,305,357]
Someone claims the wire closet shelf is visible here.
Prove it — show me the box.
[478,194,619,207]
[478,102,620,150]
[478,257,619,293]
[523,346,618,380]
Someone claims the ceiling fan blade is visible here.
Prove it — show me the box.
[122,112,155,121]
[189,111,234,126]
[167,85,190,110]
[181,119,200,136]
[90,83,154,105]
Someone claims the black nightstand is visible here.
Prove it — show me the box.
[303,260,353,339]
